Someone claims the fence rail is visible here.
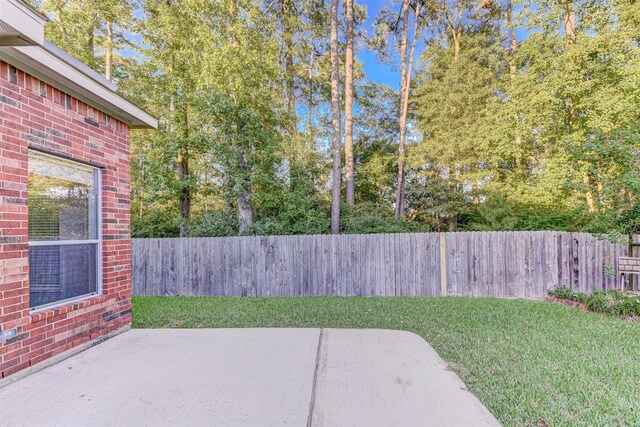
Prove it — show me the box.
[131,231,629,299]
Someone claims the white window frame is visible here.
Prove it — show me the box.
[28,151,103,311]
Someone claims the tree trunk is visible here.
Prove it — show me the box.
[224,198,232,222]
[344,0,355,205]
[226,1,254,232]
[395,0,420,217]
[564,1,576,41]
[307,48,315,142]
[448,163,457,231]
[237,152,254,233]
[394,0,411,218]
[506,0,522,167]
[283,10,296,134]
[453,33,460,62]
[105,22,114,81]
[86,29,94,60]
[440,5,463,228]
[177,107,190,237]
[281,2,300,191]
[583,172,596,213]
[507,1,517,79]
[472,180,479,205]
[563,1,577,121]
[448,215,457,231]
[330,0,341,234]
[564,1,594,211]
[177,151,190,236]
[222,159,234,223]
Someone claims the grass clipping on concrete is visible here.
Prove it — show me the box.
[132,296,640,426]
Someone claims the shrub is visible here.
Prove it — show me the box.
[189,211,237,237]
[340,202,428,234]
[548,286,640,317]
[131,207,180,237]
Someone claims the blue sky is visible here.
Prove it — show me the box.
[358,1,401,89]
[121,0,530,91]
[357,1,530,90]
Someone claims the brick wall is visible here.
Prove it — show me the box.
[0,60,132,379]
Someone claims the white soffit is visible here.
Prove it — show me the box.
[0,0,47,46]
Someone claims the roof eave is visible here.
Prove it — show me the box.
[0,0,156,129]
[0,0,48,46]
[1,45,157,129]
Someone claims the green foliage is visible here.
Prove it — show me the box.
[188,175,330,238]
[340,202,427,234]
[465,198,590,232]
[353,81,399,206]
[189,211,237,238]
[573,123,640,235]
[549,286,640,318]
[412,31,504,196]
[403,171,471,231]
[35,0,640,237]
[511,207,589,232]
[38,0,134,76]
[250,181,330,236]
[131,206,180,238]
[467,196,518,231]
[603,264,616,279]
[550,286,587,302]
[408,0,640,233]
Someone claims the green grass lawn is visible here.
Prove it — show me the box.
[132,296,640,426]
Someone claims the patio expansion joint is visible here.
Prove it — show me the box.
[306,328,324,427]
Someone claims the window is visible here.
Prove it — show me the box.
[28,151,101,309]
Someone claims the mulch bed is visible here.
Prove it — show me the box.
[546,296,587,311]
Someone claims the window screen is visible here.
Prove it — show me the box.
[28,152,101,309]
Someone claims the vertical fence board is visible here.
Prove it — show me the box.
[131,231,630,298]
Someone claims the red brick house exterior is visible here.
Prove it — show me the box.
[0,0,156,380]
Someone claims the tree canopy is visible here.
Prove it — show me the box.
[33,0,640,237]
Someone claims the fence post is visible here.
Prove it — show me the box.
[439,232,447,296]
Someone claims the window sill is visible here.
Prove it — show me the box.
[30,295,109,322]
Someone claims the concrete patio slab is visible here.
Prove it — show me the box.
[0,329,320,427]
[311,329,499,427]
[0,328,500,427]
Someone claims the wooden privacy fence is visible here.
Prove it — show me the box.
[131,231,629,299]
